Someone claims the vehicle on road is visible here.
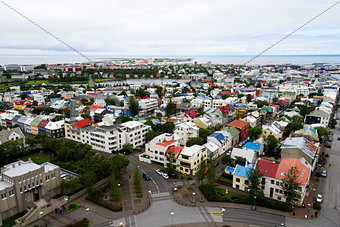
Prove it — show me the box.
[162,173,169,179]
[338,137,340,141]
[329,131,333,136]
[316,194,323,203]
[143,172,151,181]
[156,169,163,175]
[214,162,219,167]
[321,170,327,178]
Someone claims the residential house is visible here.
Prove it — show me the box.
[261,123,283,141]
[194,117,213,129]
[207,131,232,156]
[227,120,250,141]
[242,142,264,156]
[174,122,199,146]
[304,109,330,127]
[231,164,254,191]
[292,127,319,142]
[16,116,28,132]
[24,117,34,134]
[203,142,219,160]
[223,126,240,147]
[30,118,43,135]
[230,148,256,165]
[38,120,49,134]
[45,120,65,138]
[119,121,151,148]
[64,119,93,143]
[0,128,25,145]
[177,145,207,175]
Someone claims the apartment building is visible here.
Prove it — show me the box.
[119,121,151,148]
[64,119,93,143]
[139,98,158,114]
[0,160,61,223]
[177,145,207,175]
[81,125,126,153]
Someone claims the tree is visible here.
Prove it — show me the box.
[248,127,262,141]
[247,167,264,203]
[272,97,279,103]
[61,175,81,194]
[254,100,269,108]
[266,135,279,152]
[291,115,304,124]
[186,137,204,146]
[198,105,204,116]
[135,88,150,98]
[122,143,133,154]
[81,169,97,192]
[81,107,91,120]
[281,167,301,206]
[196,158,207,185]
[20,93,29,100]
[128,97,139,116]
[145,129,162,142]
[235,157,246,166]
[165,152,176,178]
[315,127,328,141]
[329,119,337,129]
[156,86,163,98]
[111,154,130,181]
[246,94,252,103]
[199,128,213,143]
[221,155,233,166]
[300,105,315,117]
[163,121,175,133]
[166,101,176,116]
[110,172,121,202]
[284,121,303,137]
[134,166,142,195]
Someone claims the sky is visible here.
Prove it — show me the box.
[0,0,340,57]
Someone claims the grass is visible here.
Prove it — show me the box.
[22,153,50,164]
[25,80,49,85]
[68,204,80,211]
[94,78,115,82]
[216,177,233,185]
[2,211,27,227]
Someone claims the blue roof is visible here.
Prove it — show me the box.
[225,167,235,173]
[208,132,226,145]
[233,164,254,178]
[243,142,262,151]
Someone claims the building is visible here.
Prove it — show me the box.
[30,118,43,136]
[230,164,254,191]
[223,126,240,147]
[64,119,93,143]
[280,137,319,170]
[242,142,264,156]
[45,120,65,138]
[304,109,330,127]
[0,128,25,145]
[227,120,250,141]
[177,145,207,175]
[139,99,158,114]
[230,148,256,165]
[174,122,199,146]
[0,160,61,223]
[261,124,283,140]
[207,131,232,156]
[119,121,151,148]
[143,133,180,166]
[292,126,319,142]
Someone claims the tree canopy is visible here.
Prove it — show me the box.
[248,127,262,141]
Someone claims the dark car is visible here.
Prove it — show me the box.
[143,172,151,181]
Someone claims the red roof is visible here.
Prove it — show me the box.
[186,110,197,118]
[72,119,93,128]
[167,146,184,159]
[275,158,310,186]
[256,159,279,178]
[227,120,249,129]
[156,139,177,147]
[38,120,49,128]
[217,105,230,116]
[269,104,280,110]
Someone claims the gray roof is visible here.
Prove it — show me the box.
[17,116,28,124]
[0,127,25,144]
[308,109,330,118]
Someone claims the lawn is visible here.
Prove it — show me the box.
[22,153,50,164]
[25,80,49,85]
[2,211,27,227]
[94,78,115,82]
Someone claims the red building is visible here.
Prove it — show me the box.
[227,120,250,141]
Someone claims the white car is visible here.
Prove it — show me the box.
[162,173,169,179]
[316,194,323,203]
[156,169,163,175]
[321,170,327,178]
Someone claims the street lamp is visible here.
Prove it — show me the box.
[253,196,257,210]
[170,211,174,227]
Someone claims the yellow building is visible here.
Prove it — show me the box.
[177,145,207,175]
[193,117,211,129]
[30,117,42,135]
[13,101,30,111]
[261,124,282,141]
[64,119,93,143]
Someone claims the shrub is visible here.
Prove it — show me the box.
[313,203,322,211]
[68,204,80,211]
[187,175,193,180]
[222,173,233,180]
[62,218,89,227]
[315,172,321,177]
[86,189,123,212]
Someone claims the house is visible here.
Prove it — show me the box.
[0,128,25,145]
[0,160,61,223]
[93,109,108,123]
[227,120,250,141]
[261,123,283,141]
[45,120,65,138]
[207,131,232,156]
[119,121,151,148]
[281,137,319,169]
[304,109,330,127]
[185,110,198,118]
[177,145,207,175]
[38,120,49,134]
[16,116,28,132]
[174,122,199,146]
[30,117,43,135]
[231,164,254,191]
[230,148,256,165]
[223,126,240,146]
[143,133,180,166]
[242,142,264,156]
[194,117,212,129]
[139,98,158,114]
[203,141,219,159]
[24,117,34,134]
[292,126,319,142]
[215,105,233,125]
[256,158,311,204]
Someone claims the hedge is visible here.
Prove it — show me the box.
[86,189,122,212]
[313,203,322,211]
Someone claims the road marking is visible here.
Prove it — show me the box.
[151,177,160,193]
[196,206,210,223]
[202,206,214,222]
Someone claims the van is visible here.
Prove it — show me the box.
[143,172,151,181]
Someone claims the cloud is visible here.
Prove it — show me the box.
[0,0,339,57]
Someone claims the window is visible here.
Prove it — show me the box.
[28,184,31,189]
[245,180,249,185]
[1,193,7,200]
[236,178,240,183]
[271,180,274,184]
[276,181,279,186]
[51,173,55,179]
[275,189,279,193]
[24,186,27,191]
[40,179,43,184]
[9,190,14,196]
[32,182,35,187]
[236,184,240,189]
[20,187,22,193]
[277,196,281,201]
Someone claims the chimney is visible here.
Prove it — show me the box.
[12,164,15,168]
[28,158,32,163]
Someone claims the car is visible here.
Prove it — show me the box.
[316,194,323,203]
[143,172,151,181]
[338,137,340,141]
[156,169,163,175]
[214,162,219,167]
[329,131,333,136]
[162,173,169,179]
[321,170,327,178]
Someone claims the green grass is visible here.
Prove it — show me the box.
[22,153,50,164]
[25,80,49,85]
[2,211,27,227]
[217,177,233,185]
[94,78,115,82]
[68,204,80,211]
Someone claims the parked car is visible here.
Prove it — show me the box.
[214,161,219,167]
[338,137,340,141]
[156,169,163,175]
[329,131,333,136]
[321,170,327,178]
[316,194,323,203]
[162,173,169,179]
[143,172,151,181]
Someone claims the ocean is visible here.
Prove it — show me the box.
[1,54,340,65]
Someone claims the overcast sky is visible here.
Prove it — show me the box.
[1,0,340,57]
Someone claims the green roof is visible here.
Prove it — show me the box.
[262,106,273,113]
[223,126,240,138]
[30,117,43,126]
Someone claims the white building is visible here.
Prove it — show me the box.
[174,122,199,146]
[139,99,158,114]
[119,121,151,148]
